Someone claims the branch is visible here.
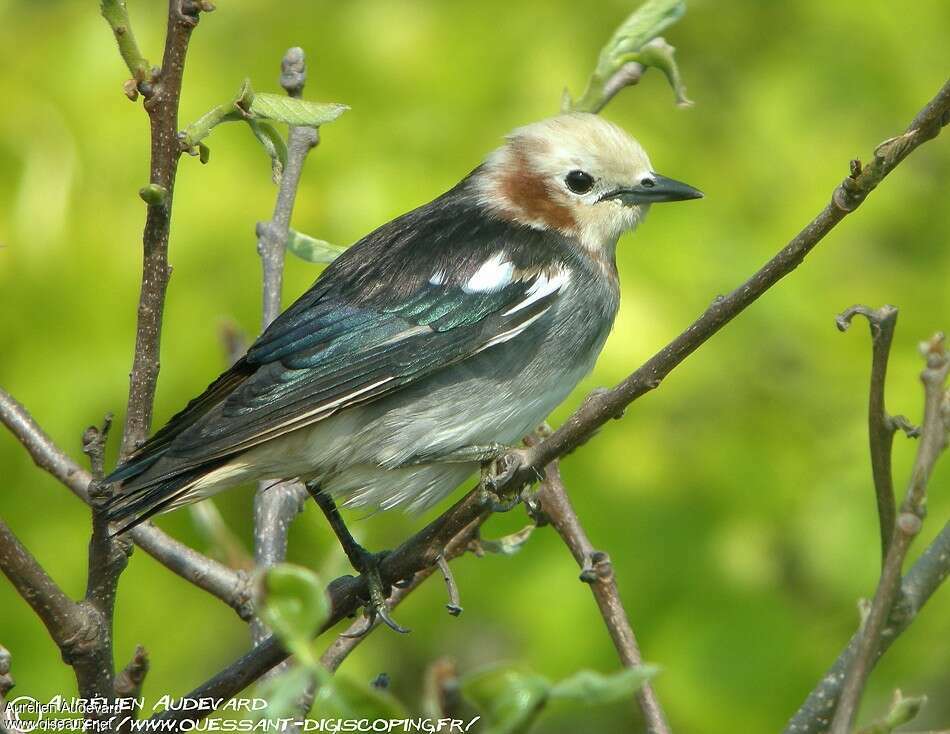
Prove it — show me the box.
[0,644,15,734]
[99,0,150,82]
[829,334,949,734]
[0,387,253,619]
[79,415,129,703]
[835,305,911,564]
[115,645,150,699]
[784,520,950,733]
[0,517,114,704]
[251,47,319,645]
[153,75,950,726]
[119,0,209,458]
[534,461,670,734]
[0,518,84,655]
[502,77,950,497]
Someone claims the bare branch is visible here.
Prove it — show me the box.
[1,388,90,501]
[835,304,905,564]
[83,417,130,614]
[535,461,670,734]
[99,0,150,82]
[0,387,253,618]
[133,524,255,620]
[784,520,950,733]
[0,518,113,702]
[0,518,84,653]
[829,334,949,734]
[80,415,130,703]
[119,0,210,458]
[251,47,320,645]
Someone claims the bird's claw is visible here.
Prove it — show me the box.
[479,448,540,511]
[348,548,410,635]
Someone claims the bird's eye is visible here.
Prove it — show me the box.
[640,177,655,188]
[564,170,595,194]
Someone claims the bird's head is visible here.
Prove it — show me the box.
[475,112,701,253]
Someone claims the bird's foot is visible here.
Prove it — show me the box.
[342,546,410,637]
[305,482,409,636]
[479,448,540,512]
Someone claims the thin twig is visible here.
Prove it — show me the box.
[251,46,319,646]
[784,520,950,733]
[99,0,150,82]
[133,525,255,620]
[535,461,670,734]
[0,387,254,619]
[151,77,950,723]
[0,518,85,655]
[828,334,949,734]
[80,415,128,703]
[836,304,907,564]
[119,0,208,458]
[0,517,116,705]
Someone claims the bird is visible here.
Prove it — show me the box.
[105,112,701,625]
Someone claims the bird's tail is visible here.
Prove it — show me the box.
[103,458,228,536]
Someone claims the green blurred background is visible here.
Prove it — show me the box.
[1,1,949,731]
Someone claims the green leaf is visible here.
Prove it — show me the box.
[247,119,288,183]
[250,93,348,127]
[855,690,928,734]
[256,665,316,722]
[287,229,346,263]
[567,0,690,113]
[634,38,692,107]
[257,564,330,662]
[605,0,685,57]
[549,666,657,705]
[479,525,536,556]
[461,666,550,734]
[313,673,409,721]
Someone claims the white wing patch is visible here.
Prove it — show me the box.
[473,265,571,355]
[428,269,446,286]
[504,267,571,315]
[463,252,515,293]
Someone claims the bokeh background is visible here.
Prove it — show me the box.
[1,1,949,731]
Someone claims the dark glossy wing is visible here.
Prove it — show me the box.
[139,269,564,484]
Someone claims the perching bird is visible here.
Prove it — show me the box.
[106,112,701,544]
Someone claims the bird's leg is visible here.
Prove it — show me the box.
[304,481,408,635]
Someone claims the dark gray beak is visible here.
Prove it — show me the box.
[599,173,703,205]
